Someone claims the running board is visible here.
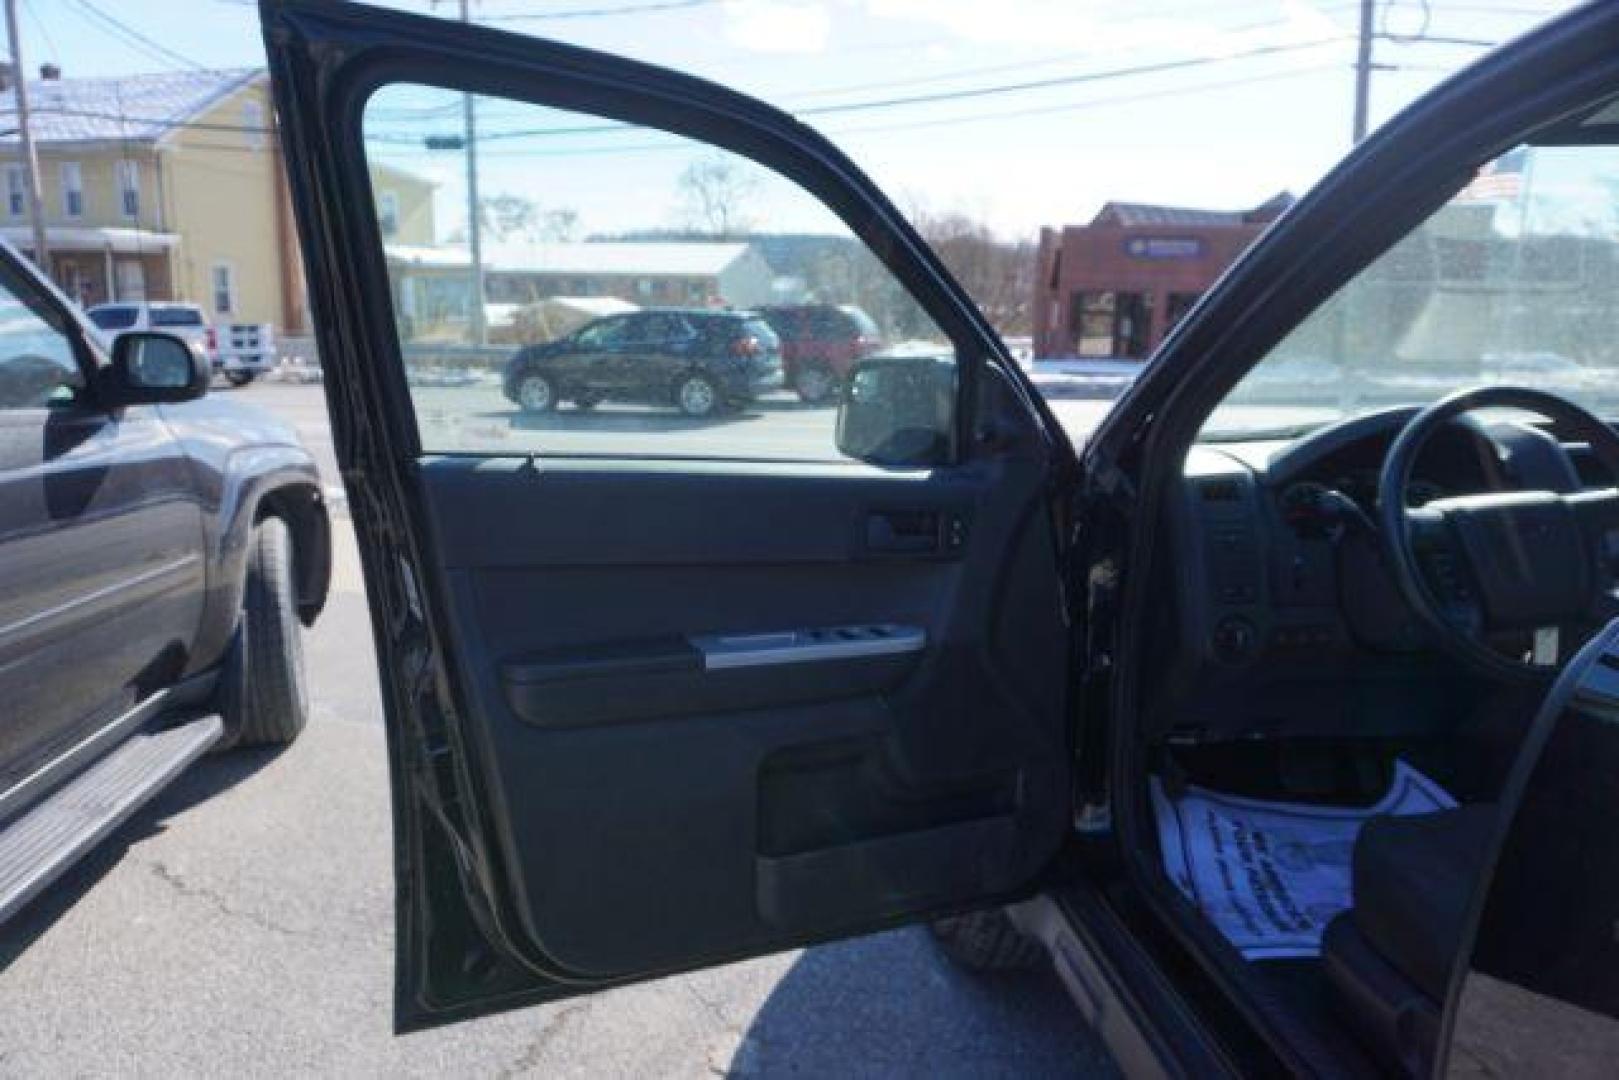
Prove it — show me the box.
[0,715,223,924]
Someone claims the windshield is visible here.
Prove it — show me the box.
[1203,143,1619,441]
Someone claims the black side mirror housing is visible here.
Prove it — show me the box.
[834,354,957,467]
[100,331,210,407]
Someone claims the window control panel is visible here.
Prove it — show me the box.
[690,624,925,670]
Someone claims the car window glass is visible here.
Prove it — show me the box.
[573,320,615,348]
[1204,143,1619,441]
[0,262,83,409]
[620,314,657,341]
[88,306,138,331]
[639,313,691,341]
[742,318,779,348]
[586,318,628,348]
[363,85,953,463]
[149,307,204,327]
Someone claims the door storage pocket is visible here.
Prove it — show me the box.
[756,815,1017,928]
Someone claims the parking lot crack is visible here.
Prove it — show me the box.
[497,999,591,1078]
[145,860,306,939]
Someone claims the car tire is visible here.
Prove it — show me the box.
[225,371,256,387]
[676,373,720,417]
[793,363,837,405]
[218,517,309,750]
[929,910,1045,973]
[516,372,557,413]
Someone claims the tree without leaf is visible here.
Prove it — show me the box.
[676,154,760,239]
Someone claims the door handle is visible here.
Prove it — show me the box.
[865,509,939,554]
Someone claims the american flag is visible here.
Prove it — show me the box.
[1456,147,1527,202]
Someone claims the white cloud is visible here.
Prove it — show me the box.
[724,1,833,54]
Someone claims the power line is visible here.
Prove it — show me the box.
[369,8,1346,122]
[366,60,1347,159]
[1379,0,1432,43]
[821,62,1347,140]
[476,0,724,20]
[1377,31,1499,47]
[420,35,1353,144]
[65,0,209,71]
[7,24,1500,146]
[20,0,56,62]
[775,13,1348,103]
[0,104,273,134]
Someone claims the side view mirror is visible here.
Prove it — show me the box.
[100,331,210,407]
[835,355,957,467]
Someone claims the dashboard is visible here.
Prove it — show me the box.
[1152,406,1585,740]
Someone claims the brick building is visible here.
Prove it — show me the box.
[1032,193,1292,359]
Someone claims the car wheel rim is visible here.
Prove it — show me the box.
[680,378,714,414]
[519,376,552,410]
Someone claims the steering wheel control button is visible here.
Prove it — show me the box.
[1379,385,1619,681]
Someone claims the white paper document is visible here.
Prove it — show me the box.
[1151,760,1457,959]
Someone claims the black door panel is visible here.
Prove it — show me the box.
[414,456,1068,978]
[265,0,1077,1028]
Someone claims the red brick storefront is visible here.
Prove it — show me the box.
[1032,193,1292,360]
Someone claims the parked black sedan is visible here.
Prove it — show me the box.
[502,308,783,418]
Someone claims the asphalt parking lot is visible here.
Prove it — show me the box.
[0,381,1120,1078]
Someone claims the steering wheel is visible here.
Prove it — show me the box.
[1378,386,1619,683]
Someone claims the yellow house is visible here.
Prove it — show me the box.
[371,161,436,247]
[0,68,436,335]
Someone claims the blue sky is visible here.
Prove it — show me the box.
[19,0,1576,237]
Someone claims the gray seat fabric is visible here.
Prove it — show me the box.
[1349,804,1497,1000]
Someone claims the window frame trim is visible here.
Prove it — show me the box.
[210,260,238,318]
[60,161,84,219]
[116,159,141,220]
[4,165,24,219]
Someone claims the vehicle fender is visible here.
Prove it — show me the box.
[186,446,331,676]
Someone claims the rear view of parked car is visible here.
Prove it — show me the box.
[502,308,783,418]
[758,303,882,403]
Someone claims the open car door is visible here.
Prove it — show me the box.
[263,0,1081,1030]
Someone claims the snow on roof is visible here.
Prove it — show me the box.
[1091,192,1294,229]
[544,296,639,315]
[385,241,755,276]
[0,69,265,146]
[485,241,753,276]
[1095,203,1250,228]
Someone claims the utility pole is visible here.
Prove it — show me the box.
[3,0,47,273]
[1351,0,1375,143]
[459,0,485,347]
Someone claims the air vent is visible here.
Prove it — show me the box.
[1200,479,1241,502]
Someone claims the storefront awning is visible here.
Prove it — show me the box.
[1,226,180,254]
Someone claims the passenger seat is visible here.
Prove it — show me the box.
[1322,804,1497,1073]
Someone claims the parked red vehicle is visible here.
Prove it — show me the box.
[757,303,881,404]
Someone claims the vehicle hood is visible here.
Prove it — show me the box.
[156,394,305,449]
